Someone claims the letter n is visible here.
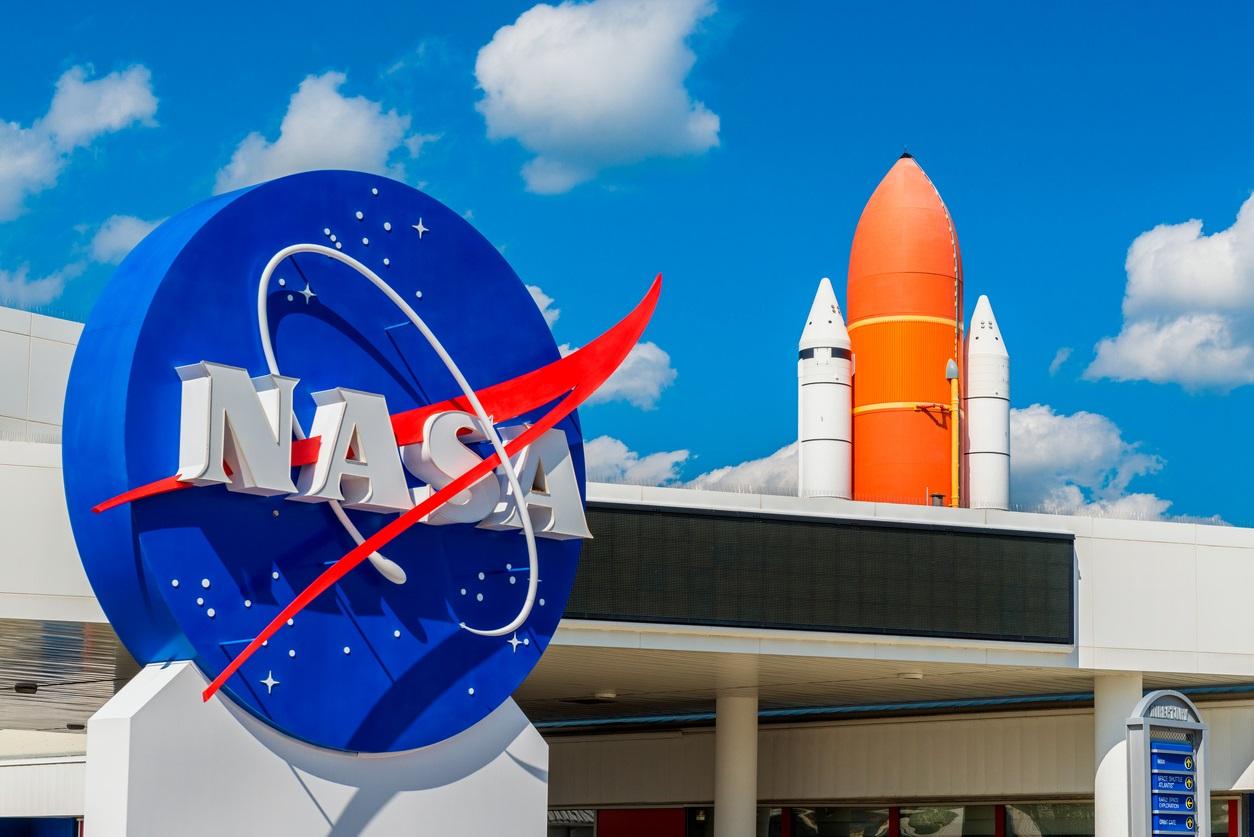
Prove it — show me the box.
[176,361,298,495]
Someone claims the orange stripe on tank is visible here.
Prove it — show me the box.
[852,401,953,416]
[847,314,957,332]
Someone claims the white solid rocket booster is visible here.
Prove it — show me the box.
[964,294,1010,510]
[798,277,852,499]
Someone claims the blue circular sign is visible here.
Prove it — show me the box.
[63,171,584,752]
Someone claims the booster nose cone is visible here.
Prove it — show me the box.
[799,277,850,352]
[967,294,1008,358]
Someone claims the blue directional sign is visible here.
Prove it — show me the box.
[1149,739,1198,833]
[1153,814,1197,834]
[1152,794,1196,814]
[1153,774,1196,793]
[1152,752,1196,773]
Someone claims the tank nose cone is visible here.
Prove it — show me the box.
[968,294,1008,357]
[846,157,960,314]
[799,277,850,351]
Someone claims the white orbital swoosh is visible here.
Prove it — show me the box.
[255,243,540,638]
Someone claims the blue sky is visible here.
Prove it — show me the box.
[2,1,1253,523]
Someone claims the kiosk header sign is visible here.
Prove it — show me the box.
[1128,690,1208,837]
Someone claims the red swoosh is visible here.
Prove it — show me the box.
[200,275,661,701]
[94,276,657,514]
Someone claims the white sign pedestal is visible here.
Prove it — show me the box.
[85,662,548,836]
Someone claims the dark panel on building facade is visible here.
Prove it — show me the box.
[566,504,1075,644]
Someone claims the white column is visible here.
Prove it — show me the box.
[1094,672,1142,837]
[714,691,758,837]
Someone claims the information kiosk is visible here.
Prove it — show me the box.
[1128,690,1209,837]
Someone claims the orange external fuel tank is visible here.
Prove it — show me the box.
[846,154,963,505]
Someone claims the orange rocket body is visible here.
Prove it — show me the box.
[847,154,963,505]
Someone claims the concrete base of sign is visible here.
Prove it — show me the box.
[84,661,548,836]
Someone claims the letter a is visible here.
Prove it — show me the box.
[293,388,412,512]
[479,426,592,540]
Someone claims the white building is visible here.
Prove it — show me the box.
[0,306,1251,837]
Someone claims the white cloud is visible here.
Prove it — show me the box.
[590,402,1223,523]
[678,411,1171,512]
[1086,194,1254,389]
[0,263,83,307]
[404,132,441,158]
[475,0,720,193]
[541,286,677,408]
[0,65,157,221]
[1009,403,1193,520]
[581,339,677,409]
[0,124,60,222]
[41,66,158,151]
[584,435,688,484]
[1088,313,1254,389]
[1048,347,1072,376]
[90,214,160,264]
[586,437,798,492]
[215,72,425,193]
[685,442,798,495]
[527,284,561,326]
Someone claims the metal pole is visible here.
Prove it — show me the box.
[946,359,960,507]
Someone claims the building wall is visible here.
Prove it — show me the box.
[0,733,85,761]
[0,309,79,445]
[1068,514,1254,677]
[0,310,97,624]
[550,730,716,808]
[549,701,1254,808]
[1206,699,1254,791]
[0,757,84,819]
[0,442,101,623]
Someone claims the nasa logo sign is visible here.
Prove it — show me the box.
[62,170,659,753]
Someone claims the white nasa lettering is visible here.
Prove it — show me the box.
[292,388,413,512]
[176,361,299,496]
[479,425,592,540]
[403,411,501,525]
[175,363,590,537]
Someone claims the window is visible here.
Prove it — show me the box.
[791,808,892,836]
[685,807,713,837]
[685,807,787,836]
[901,806,995,836]
[1212,798,1236,837]
[548,809,594,837]
[1006,803,1094,836]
